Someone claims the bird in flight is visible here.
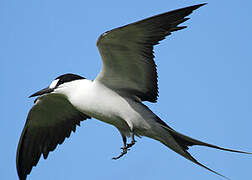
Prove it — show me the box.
[16,3,251,180]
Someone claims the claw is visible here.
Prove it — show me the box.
[126,137,136,148]
[112,134,136,160]
[112,147,128,160]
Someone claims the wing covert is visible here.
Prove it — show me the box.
[96,4,206,102]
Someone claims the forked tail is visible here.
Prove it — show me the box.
[156,122,251,179]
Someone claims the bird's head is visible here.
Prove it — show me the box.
[29,73,85,97]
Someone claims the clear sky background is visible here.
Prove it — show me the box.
[1,0,252,180]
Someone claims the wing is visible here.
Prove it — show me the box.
[96,3,206,102]
[16,93,91,180]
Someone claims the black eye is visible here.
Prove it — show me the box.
[55,73,85,86]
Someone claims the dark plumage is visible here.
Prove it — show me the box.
[16,94,90,180]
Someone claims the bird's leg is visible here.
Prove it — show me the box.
[112,135,128,160]
[112,134,136,160]
[126,134,136,149]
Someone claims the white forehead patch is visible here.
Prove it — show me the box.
[49,79,60,89]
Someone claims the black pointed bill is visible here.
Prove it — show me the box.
[29,87,54,98]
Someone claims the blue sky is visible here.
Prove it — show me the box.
[1,0,252,179]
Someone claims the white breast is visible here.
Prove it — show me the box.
[57,79,141,130]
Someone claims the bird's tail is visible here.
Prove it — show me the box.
[153,120,251,179]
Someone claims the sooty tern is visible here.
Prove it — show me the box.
[16,3,251,180]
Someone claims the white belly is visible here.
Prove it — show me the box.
[66,79,146,131]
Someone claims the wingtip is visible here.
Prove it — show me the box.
[200,2,208,6]
[196,3,208,7]
[16,153,28,180]
[190,3,207,10]
[18,174,27,180]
